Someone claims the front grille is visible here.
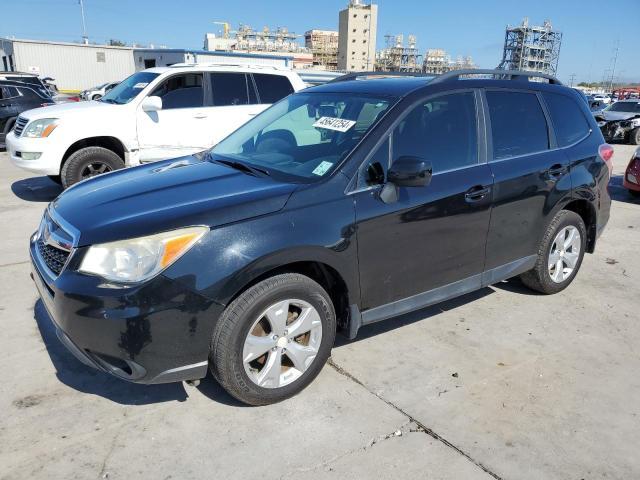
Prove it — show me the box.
[37,237,70,275]
[13,116,29,137]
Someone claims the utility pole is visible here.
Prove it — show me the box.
[608,39,619,93]
[569,73,576,87]
[79,0,88,44]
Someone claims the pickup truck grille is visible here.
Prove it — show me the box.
[13,116,29,137]
[37,237,70,276]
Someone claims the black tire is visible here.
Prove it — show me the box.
[92,94,102,100]
[60,146,124,189]
[520,210,587,295]
[47,175,62,185]
[629,189,640,198]
[210,273,336,406]
[630,128,640,146]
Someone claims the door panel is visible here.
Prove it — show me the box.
[354,91,493,311]
[355,164,493,310]
[137,73,206,162]
[483,89,572,270]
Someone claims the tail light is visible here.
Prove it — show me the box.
[598,144,614,175]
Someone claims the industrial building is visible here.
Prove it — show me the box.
[0,37,292,91]
[376,35,422,72]
[338,0,378,72]
[0,37,134,91]
[498,18,562,75]
[423,48,477,74]
[305,30,339,71]
[203,23,312,69]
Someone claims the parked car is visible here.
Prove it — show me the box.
[6,64,306,187]
[80,81,120,101]
[623,147,640,197]
[593,99,640,144]
[592,94,611,105]
[29,69,611,405]
[0,80,55,149]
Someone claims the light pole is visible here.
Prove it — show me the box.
[79,0,88,44]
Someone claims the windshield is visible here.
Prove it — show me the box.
[607,101,640,113]
[211,92,395,182]
[100,71,159,105]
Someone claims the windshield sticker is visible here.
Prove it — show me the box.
[312,161,333,176]
[133,82,149,89]
[313,117,356,133]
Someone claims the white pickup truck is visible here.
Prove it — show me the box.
[6,64,306,187]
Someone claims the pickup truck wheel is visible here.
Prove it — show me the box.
[210,273,336,406]
[61,146,124,188]
[630,128,640,146]
[520,210,587,295]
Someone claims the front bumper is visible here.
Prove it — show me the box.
[30,234,223,384]
[6,130,65,176]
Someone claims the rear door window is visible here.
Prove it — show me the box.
[151,73,204,109]
[543,92,591,147]
[486,91,549,160]
[210,73,250,106]
[253,74,294,104]
[0,86,19,100]
[392,92,478,173]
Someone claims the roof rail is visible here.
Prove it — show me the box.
[431,69,563,85]
[330,71,435,83]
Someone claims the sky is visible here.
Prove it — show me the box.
[1,0,638,84]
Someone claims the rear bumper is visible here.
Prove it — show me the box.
[6,130,64,176]
[30,236,223,384]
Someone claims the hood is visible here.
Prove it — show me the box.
[600,110,639,121]
[51,155,297,246]
[19,100,118,120]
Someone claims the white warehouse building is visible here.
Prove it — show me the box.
[0,37,292,92]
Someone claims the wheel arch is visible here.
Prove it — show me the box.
[563,199,597,253]
[217,248,359,337]
[61,136,127,172]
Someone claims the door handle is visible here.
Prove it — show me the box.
[545,164,568,180]
[193,113,208,119]
[464,185,491,202]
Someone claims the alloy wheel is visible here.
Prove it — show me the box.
[548,226,581,283]
[80,162,112,179]
[242,299,323,389]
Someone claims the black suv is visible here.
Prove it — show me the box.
[0,80,54,149]
[30,69,611,405]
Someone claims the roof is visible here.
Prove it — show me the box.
[134,47,294,62]
[307,76,432,97]
[142,63,295,75]
[1,37,133,51]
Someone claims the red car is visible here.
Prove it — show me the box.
[623,147,640,197]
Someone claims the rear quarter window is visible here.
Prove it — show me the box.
[543,92,591,147]
[253,74,294,104]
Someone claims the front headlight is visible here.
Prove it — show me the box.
[23,118,59,138]
[79,227,207,283]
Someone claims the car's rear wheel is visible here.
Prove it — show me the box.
[520,210,587,295]
[60,146,124,188]
[210,273,336,406]
[92,94,102,100]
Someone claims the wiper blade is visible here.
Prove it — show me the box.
[214,158,270,177]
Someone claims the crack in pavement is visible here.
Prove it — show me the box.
[278,420,412,479]
[328,358,505,480]
[0,260,30,269]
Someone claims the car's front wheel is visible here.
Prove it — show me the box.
[629,127,640,146]
[60,146,124,188]
[520,210,587,294]
[210,273,336,406]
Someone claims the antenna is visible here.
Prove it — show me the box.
[79,0,88,44]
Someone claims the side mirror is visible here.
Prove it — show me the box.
[388,156,432,187]
[141,95,162,112]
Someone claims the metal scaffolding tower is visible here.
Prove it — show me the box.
[376,35,423,72]
[498,18,562,75]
